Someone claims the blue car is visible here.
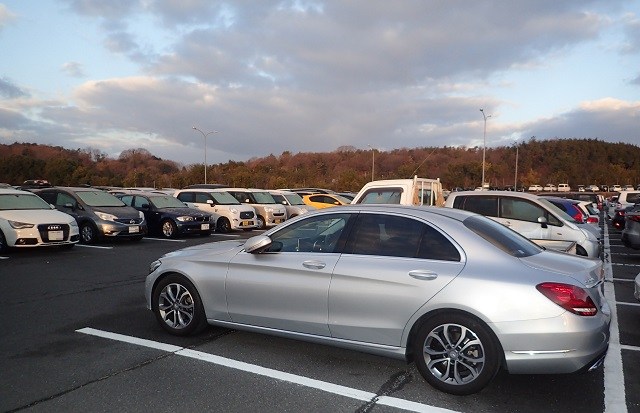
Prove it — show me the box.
[117,191,216,238]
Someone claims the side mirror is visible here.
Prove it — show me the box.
[206,199,216,206]
[244,235,273,253]
[140,203,150,209]
[537,216,548,229]
[63,202,74,210]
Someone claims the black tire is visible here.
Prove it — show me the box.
[0,230,8,253]
[413,313,500,395]
[151,274,207,336]
[161,219,178,239]
[217,217,231,233]
[80,222,98,244]
[257,215,266,229]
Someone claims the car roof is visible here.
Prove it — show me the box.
[307,204,476,222]
[0,188,37,195]
[448,190,541,200]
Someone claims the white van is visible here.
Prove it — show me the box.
[351,177,445,207]
[174,189,258,233]
[225,188,287,229]
[445,191,600,258]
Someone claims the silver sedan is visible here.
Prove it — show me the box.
[145,205,610,395]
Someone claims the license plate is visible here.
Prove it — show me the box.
[201,223,210,230]
[274,219,283,224]
[128,226,140,233]
[48,230,63,241]
[240,220,252,227]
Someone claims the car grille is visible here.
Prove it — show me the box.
[240,211,254,219]
[114,218,143,225]
[194,216,210,222]
[37,223,70,243]
[273,212,285,217]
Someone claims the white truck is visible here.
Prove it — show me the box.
[351,176,445,207]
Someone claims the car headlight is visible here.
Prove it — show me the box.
[139,211,145,221]
[265,206,274,213]
[229,207,238,214]
[9,220,34,229]
[69,220,79,228]
[96,212,117,222]
[177,216,194,222]
[149,260,162,274]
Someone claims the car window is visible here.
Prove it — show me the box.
[357,188,403,204]
[265,213,351,253]
[119,195,134,206]
[464,215,541,258]
[284,193,305,205]
[56,192,76,207]
[176,192,194,203]
[76,190,125,207]
[253,192,277,204]
[210,191,241,205]
[453,195,498,217]
[346,213,460,261]
[133,196,149,208]
[0,193,51,210]
[500,198,551,223]
[195,193,212,203]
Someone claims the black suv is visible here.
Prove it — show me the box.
[34,187,147,244]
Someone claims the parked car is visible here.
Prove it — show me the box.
[116,191,216,238]
[623,185,635,191]
[528,184,543,192]
[577,201,600,225]
[268,190,315,219]
[0,188,79,252]
[445,191,600,257]
[174,189,257,233]
[146,205,610,395]
[350,177,445,207]
[226,188,287,229]
[542,196,600,241]
[302,193,352,209]
[634,273,640,302]
[611,185,622,192]
[557,184,571,192]
[611,206,633,230]
[34,187,147,244]
[543,184,557,192]
[587,185,600,192]
[621,206,640,249]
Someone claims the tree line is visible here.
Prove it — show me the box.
[1,138,639,191]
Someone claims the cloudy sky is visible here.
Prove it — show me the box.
[1,1,639,166]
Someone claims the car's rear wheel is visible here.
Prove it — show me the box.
[80,222,98,244]
[152,275,207,336]
[257,215,266,229]
[161,219,178,238]
[217,217,231,233]
[413,313,500,395]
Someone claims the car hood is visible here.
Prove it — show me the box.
[158,207,211,217]
[92,205,140,219]
[162,239,245,260]
[0,209,75,224]
[519,250,603,287]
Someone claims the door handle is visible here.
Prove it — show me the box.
[302,260,326,270]
[409,270,438,280]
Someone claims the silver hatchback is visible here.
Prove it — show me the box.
[145,205,610,395]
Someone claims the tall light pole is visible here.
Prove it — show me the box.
[514,143,519,191]
[367,144,375,181]
[192,127,219,184]
[480,109,491,189]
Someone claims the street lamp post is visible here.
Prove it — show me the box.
[480,109,491,189]
[367,145,375,181]
[514,143,519,190]
[192,127,219,184]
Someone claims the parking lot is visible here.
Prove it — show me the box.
[1,216,639,412]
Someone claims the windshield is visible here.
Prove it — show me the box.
[284,193,305,205]
[537,198,576,223]
[77,190,126,207]
[150,195,187,208]
[0,193,51,210]
[253,192,277,204]
[464,215,541,258]
[210,191,241,205]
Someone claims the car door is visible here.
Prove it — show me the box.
[329,213,465,346]
[497,196,550,240]
[225,213,353,336]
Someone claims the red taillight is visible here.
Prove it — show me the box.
[536,282,598,316]
[572,210,584,223]
[587,216,599,224]
[629,215,640,223]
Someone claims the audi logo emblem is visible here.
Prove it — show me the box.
[48,225,62,230]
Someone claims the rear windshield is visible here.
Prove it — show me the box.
[463,215,541,258]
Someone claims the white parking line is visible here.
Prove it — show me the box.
[0,256,9,260]
[621,344,640,352]
[75,244,114,249]
[143,237,186,243]
[76,327,460,413]
[603,223,628,413]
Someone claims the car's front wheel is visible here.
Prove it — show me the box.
[257,215,266,229]
[161,219,178,238]
[80,222,98,244]
[152,275,207,336]
[0,230,8,253]
[413,313,500,395]
[217,217,231,233]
